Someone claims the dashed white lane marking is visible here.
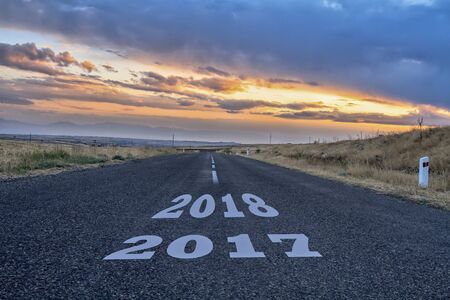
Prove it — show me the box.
[212,170,219,184]
[211,155,218,184]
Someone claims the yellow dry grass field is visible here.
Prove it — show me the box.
[236,127,450,210]
[0,139,175,178]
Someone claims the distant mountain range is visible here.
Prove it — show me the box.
[0,119,239,147]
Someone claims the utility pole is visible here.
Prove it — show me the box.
[172,133,175,148]
[308,136,311,144]
[269,133,272,145]
[417,117,424,141]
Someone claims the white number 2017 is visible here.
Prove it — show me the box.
[103,234,321,260]
[103,235,163,260]
[268,234,322,257]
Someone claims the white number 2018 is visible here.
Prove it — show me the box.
[151,194,192,219]
[151,193,278,219]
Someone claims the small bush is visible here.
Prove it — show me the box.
[29,150,70,161]
[35,160,67,169]
[68,155,108,164]
[1,140,174,176]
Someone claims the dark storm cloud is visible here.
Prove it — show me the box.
[1,0,449,107]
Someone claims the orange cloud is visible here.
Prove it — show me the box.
[80,60,97,73]
[189,77,245,94]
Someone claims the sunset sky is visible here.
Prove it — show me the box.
[1,0,449,143]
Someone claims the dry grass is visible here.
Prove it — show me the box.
[234,127,450,210]
[0,139,175,178]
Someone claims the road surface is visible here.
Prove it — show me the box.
[1,153,449,299]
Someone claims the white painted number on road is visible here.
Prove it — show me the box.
[151,193,278,219]
[167,235,213,259]
[228,234,265,258]
[222,194,245,218]
[104,234,321,260]
[151,194,192,219]
[103,235,163,260]
[268,234,322,257]
[242,193,279,217]
[190,194,216,218]
[105,166,322,262]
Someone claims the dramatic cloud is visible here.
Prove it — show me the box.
[0,42,96,75]
[215,99,277,111]
[102,64,118,72]
[189,77,245,93]
[264,78,320,88]
[0,90,33,105]
[138,70,246,94]
[284,102,326,110]
[276,110,449,126]
[80,60,97,72]
[141,71,182,88]
[54,51,77,67]
[197,66,231,77]
[142,71,166,82]
[0,77,201,111]
[177,99,195,106]
[0,42,66,75]
[1,0,449,107]
[214,99,329,113]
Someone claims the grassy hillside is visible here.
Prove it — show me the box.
[237,127,450,209]
[0,139,175,178]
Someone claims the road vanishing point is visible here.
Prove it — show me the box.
[1,153,449,299]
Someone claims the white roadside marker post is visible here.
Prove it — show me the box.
[419,156,429,189]
[246,148,250,156]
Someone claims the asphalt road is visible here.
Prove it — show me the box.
[1,153,449,299]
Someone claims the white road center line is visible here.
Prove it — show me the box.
[211,155,218,184]
[212,170,219,184]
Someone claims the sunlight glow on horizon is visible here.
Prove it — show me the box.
[0,26,448,143]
